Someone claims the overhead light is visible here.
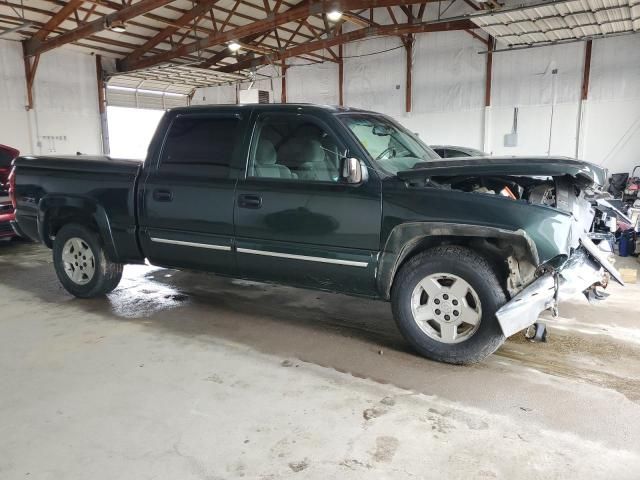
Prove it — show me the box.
[228,42,242,52]
[326,10,342,22]
[108,19,127,33]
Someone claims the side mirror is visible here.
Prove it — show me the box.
[342,157,368,184]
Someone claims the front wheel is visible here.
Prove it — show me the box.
[53,223,123,298]
[391,246,507,364]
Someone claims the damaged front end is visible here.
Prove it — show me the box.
[397,155,625,338]
[496,236,624,337]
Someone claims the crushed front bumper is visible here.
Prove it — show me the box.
[496,237,624,337]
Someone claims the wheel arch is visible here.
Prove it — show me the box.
[37,195,119,262]
[378,222,540,300]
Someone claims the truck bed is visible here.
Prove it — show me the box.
[13,155,143,262]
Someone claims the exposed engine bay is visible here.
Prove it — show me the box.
[418,173,603,253]
[423,174,586,211]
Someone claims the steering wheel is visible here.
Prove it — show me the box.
[375,146,396,161]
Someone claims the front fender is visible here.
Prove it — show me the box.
[377,222,540,300]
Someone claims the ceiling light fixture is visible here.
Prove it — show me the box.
[228,42,242,52]
[108,19,127,33]
[326,10,343,22]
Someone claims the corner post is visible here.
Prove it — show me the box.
[404,34,414,113]
[21,42,40,111]
[281,61,287,103]
[575,40,592,159]
[482,35,494,154]
[96,55,110,155]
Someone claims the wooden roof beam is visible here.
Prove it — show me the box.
[24,0,177,57]
[123,0,222,64]
[217,18,475,74]
[29,0,85,42]
[119,0,437,72]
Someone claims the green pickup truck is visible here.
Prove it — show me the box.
[10,104,622,364]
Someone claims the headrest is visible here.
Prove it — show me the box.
[255,138,277,165]
[279,138,324,166]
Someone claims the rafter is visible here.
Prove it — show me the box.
[29,0,85,42]
[220,0,242,32]
[120,0,438,72]
[1,4,216,64]
[123,0,222,64]
[28,0,323,59]
[217,18,475,74]
[24,0,177,57]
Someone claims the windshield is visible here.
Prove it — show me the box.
[338,114,439,175]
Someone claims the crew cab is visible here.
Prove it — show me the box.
[11,104,622,364]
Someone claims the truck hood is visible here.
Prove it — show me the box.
[398,156,607,187]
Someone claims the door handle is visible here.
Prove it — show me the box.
[153,189,173,202]
[238,194,262,209]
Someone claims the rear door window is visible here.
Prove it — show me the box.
[159,115,240,177]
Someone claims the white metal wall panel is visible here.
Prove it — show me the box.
[589,34,640,101]
[491,41,583,106]
[287,61,339,105]
[412,31,485,113]
[0,40,101,155]
[0,40,30,151]
[343,36,405,117]
[191,84,237,105]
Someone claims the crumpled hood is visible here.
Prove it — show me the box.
[398,156,607,187]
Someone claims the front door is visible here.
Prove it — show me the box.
[139,111,247,274]
[234,111,382,295]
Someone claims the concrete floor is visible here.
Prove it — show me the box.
[1,240,639,479]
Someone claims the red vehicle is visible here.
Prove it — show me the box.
[623,166,640,205]
[0,144,20,239]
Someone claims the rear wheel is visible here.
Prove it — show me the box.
[391,246,507,364]
[53,224,123,298]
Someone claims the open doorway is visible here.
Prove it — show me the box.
[106,106,164,160]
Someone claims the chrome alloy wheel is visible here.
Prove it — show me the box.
[410,273,482,344]
[62,237,96,285]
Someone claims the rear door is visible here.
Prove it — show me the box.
[138,110,248,274]
[234,110,382,295]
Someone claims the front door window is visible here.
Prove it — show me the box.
[249,114,342,182]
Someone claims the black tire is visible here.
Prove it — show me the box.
[53,223,123,298]
[391,246,507,364]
